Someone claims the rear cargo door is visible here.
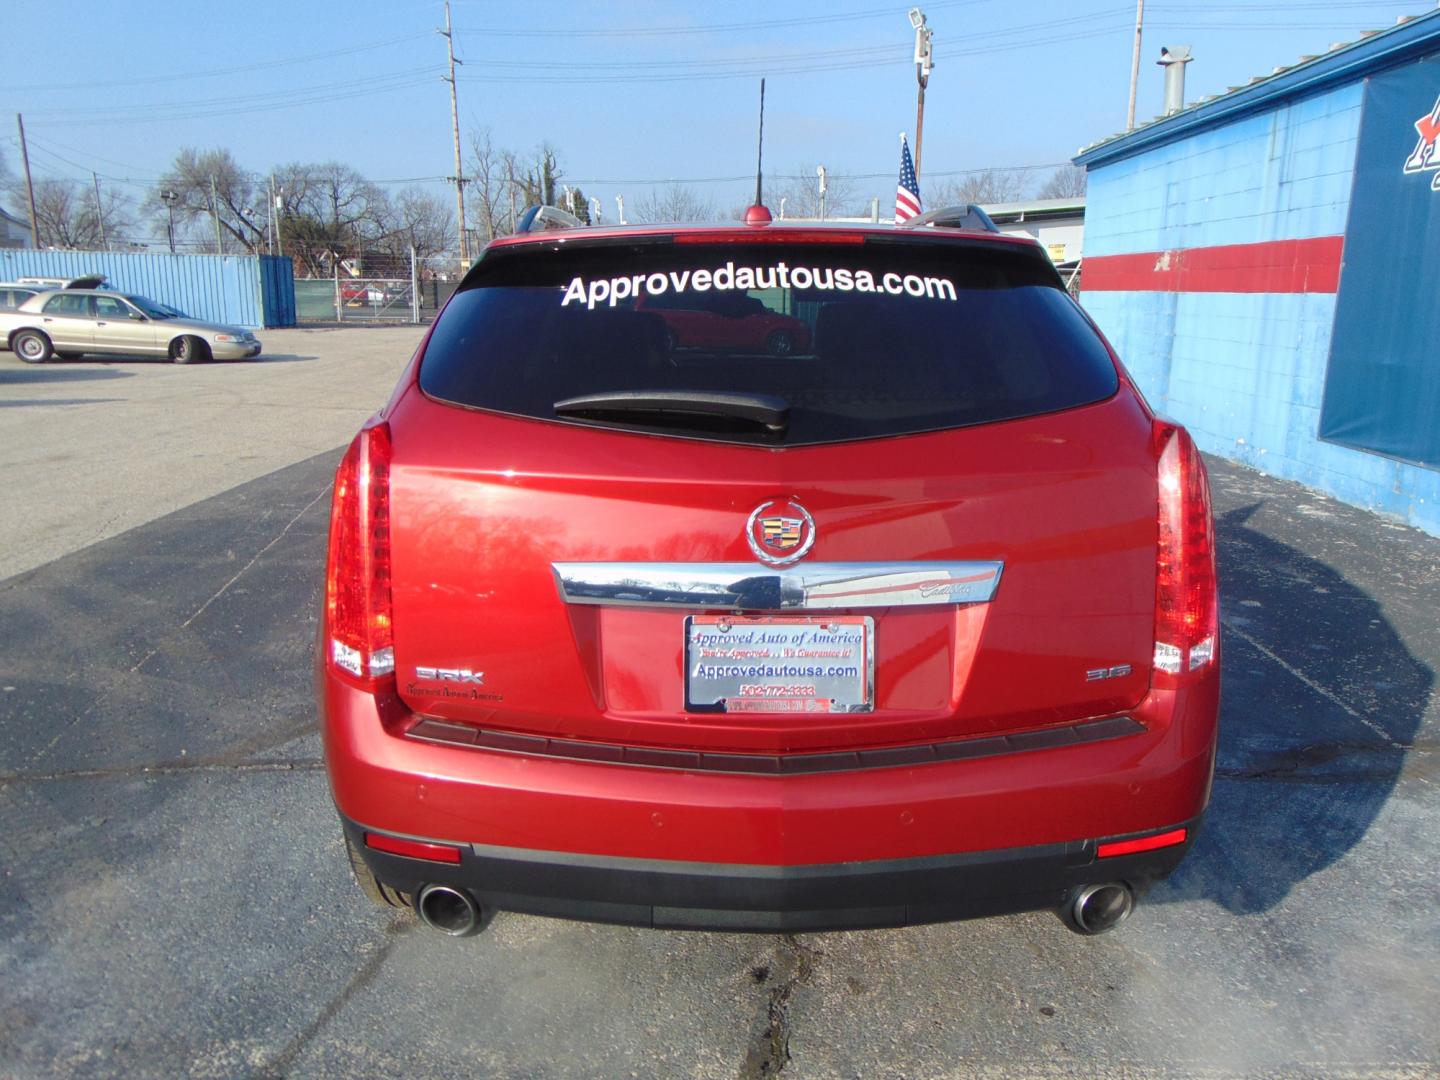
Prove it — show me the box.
[387,236,1158,754]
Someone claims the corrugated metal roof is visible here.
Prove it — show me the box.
[979,197,1086,220]
[1074,9,1440,167]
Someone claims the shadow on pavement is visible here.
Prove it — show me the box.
[0,398,121,408]
[0,367,134,384]
[1157,502,1431,915]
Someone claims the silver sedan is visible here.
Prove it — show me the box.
[0,289,261,363]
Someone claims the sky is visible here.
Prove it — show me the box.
[2,0,1436,240]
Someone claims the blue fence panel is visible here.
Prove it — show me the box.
[258,255,296,327]
[0,249,295,329]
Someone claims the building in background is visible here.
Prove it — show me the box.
[1075,11,1440,536]
[982,197,1085,265]
[0,207,34,249]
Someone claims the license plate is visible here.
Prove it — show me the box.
[684,615,873,713]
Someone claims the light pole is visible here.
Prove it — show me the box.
[816,166,828,221]
[908,8,935,186]
[160,188,179,254]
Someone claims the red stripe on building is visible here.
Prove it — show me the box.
[1083,235,1345,294]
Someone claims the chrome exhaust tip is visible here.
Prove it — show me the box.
[416,884,482,936]
[1063,882,1134,935]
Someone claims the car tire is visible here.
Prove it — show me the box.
[765,330,795,357]
[13,330,53,364]
[345,833,412,910]
[170,335,211,364]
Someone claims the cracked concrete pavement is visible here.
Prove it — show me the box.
[1,332,1437,1077]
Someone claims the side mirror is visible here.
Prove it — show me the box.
[129,311,146,321]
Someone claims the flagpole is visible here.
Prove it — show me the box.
[914,85,927,185]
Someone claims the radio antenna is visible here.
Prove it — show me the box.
[743,78,773,224]
[755,78,766,206]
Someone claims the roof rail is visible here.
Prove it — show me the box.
[899,204,999,232]
[515,204,585,234]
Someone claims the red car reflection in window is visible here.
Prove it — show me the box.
[635,290,811,356]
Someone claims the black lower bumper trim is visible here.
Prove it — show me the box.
[341,815,1200,933]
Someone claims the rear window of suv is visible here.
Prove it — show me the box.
[419,239,1119,446]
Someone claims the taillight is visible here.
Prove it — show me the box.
[324,423,395,691]
[1152,422,1218,687]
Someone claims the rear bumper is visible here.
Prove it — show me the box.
[342,812,1199,932]
[321,667,1218,929]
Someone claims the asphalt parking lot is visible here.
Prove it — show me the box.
[1,331,1436,1079]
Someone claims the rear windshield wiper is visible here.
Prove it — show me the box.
[553,390,789,433]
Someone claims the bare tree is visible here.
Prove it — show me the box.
[468,128,516,241]
[768,165,857,220]
[9,177,129,249]
[514,144,562,209]
[274,161,388,275]
[1037,166,1087,199]
[932,169,1031,207]
[632,185,718,224]
[376,188,455,262]
[150,148,266,253]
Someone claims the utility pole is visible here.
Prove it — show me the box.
[15,114,40,248]
[1127,0,1145,131]
[91,172,107,249]
[209,174,224,254]
[817,165,828,221]
[908,8,935,185]
[440,0,470,265]
[160,189,178,254]
[269,174,284,259]
[507,160,517,234]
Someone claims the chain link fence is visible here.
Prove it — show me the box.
[290,249,470,324]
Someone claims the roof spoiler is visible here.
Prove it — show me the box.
[899,205,999,233]
[515,204,586,234]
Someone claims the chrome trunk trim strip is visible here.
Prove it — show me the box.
[552,561,1003,610]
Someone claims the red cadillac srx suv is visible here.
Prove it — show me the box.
[319,205,1220,938]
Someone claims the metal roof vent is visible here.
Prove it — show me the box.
[1157,46,1194,116]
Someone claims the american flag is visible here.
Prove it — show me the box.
[895,134,921,223]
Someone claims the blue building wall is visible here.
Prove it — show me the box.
[0,250,295,329]
[1081,81,1440,535]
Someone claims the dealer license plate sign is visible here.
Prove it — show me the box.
[684,615,874,713]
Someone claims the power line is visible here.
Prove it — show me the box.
[18,134,157,177]
[451,0,991,38]
[565,161,1072,187]
[24,66,436,119]
[0,32,434,93]
[1153,0,1412,9]
[457,25,1134,85]
[455,8,1137,72]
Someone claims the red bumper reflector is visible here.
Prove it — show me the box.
[1097,828,1188,859]
[364,832,463,864]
